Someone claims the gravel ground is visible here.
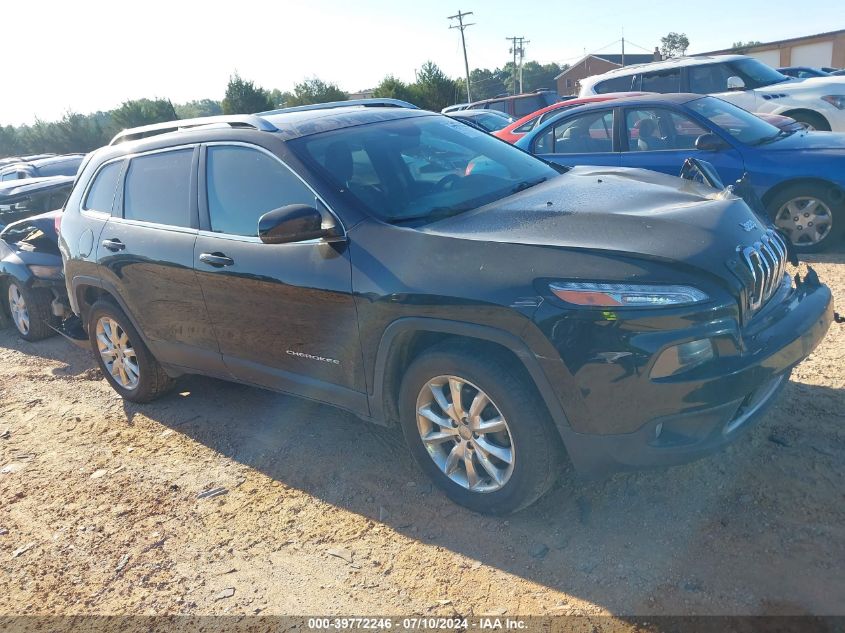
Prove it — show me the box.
[0,256,843,624]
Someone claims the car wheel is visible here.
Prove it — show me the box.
[87,299,174,402]
[768,184,842,252]
[787,111,830,131]
[5,281,57,341]
[399,342,562,514]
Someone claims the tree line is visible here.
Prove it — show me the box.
[0,59,566,159]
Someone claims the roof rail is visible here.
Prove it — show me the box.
[259,98,419,116]
[109,114,279,146]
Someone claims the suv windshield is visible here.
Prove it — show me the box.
[293,115,558,223]
[687,96,783,145]
[728,58,791,89]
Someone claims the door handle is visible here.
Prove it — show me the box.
[101,239,125,252]
[199,252,235,267]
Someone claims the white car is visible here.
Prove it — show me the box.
[579,54,845,131]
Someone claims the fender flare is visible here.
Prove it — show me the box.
[368,317,572,433]
[70,275,155,350]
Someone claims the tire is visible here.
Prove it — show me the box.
[87,299,174,402]
[5,280,57,341]
[767,183,843,253]
[398,342,563,514]
[787,111,830,132]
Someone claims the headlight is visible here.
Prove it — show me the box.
[821,95,845,109]
[28,265,63,279]
[549,282,708,307]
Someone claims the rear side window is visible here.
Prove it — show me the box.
[123,149,193,226]
[84,161,123,213]
[485,100,508,113]
[205,146,315,237]
[640,69,682,93]
[513,95,544,117]
[594,75,635,94]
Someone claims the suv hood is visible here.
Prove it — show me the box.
[424,166,769,282]
[759,75,845,94]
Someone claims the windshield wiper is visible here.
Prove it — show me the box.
[511,177,547,194]
[390,205,475,225]
[754,129,792,145]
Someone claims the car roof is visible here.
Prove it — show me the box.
[91,105,436,164]
[581,54,752,88]
[0,175,75,199]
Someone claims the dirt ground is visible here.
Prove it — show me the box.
[0,256,843,625]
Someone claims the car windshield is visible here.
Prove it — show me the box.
[292,114,559,223]
[687,96,783,145]
[729,58,791,88]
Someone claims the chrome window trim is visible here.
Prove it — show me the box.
[202,141,346,240]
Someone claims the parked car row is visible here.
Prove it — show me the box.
[578,54,845,132]
[1,97,834,515]
[0,153,84,181]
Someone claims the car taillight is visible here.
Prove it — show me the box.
[54,213,63,235]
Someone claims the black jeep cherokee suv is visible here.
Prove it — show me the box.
[59,103,833,514]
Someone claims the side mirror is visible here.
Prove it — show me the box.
[726,76,746,91]
[258,204,343,244]
[695,133,729,151]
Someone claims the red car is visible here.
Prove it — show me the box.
[493,92,648,143]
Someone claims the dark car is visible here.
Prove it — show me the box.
[464,90,564,118]
[1,210,65,340]
[448,109,514,132]
[515,94,845,251]
[0,175,74,231]
[0,154,85,182]
[59,108,833,514]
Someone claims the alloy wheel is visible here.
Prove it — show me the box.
[8,284,30,336]
[95,316,140,390]
[416,375,514,493]
[774,196,833,246]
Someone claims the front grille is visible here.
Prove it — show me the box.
[739,229,788,315]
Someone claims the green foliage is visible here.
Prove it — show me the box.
[286,78,348,106]
[467,68,508,101]
[409,61,457,111]
[501,61,564,95]
[372,75,417,103]
[660,32,690,58]
[731,40,763,53]
[175,99,223,119]
[267,89,293,109]
[222,73,274,114]
[111,98,177,131]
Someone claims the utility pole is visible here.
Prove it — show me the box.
[448,10,474,103]
[506,36,528,94]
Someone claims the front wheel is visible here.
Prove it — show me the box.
[399,343,563,514]
[768,184,842,252]
[87,299,174,402]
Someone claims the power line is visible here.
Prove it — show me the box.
[448,10,475,103]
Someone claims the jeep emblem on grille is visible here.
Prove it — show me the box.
[739,220,756,232]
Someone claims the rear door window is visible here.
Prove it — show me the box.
[485,100,508,113]
[513,95,544,117]
[205,145,315,237]
[84,161,123,213]
[534,110,614,154]
[640,69,682,93]
[123,149,193,227]
[594,75,636,94]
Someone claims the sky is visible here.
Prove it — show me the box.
[2,0,842,126]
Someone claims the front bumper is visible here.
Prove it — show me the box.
[547,273,834,475]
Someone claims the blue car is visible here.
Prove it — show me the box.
[515,93,845,251]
